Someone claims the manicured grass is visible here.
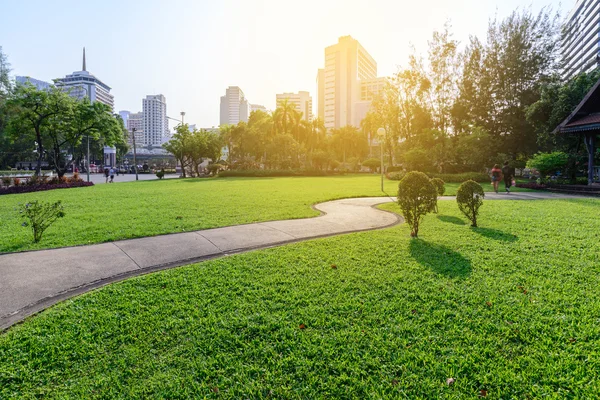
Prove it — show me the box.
[0,175,529,253]
[1,199,598,398]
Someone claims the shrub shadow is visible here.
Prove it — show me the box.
[471,227,518,242]
[409,239,471,278]
[437,215,466,225]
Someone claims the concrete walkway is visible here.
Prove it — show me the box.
[0,197,400,330]
[0,191,593,331]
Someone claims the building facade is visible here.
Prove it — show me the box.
[250,104,267,113]
[316,69,325,120]
[220,86,250,126]
[318,36,377,129]
[15,76,52,91]
[55,48,114,110]
[142,95,168,147]
[561,0,600,81]
[353,77,390,127]
[275,91,313,121]
[125,111,144,146]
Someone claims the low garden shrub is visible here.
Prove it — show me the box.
[387,171,406,181]
[218,169,344,177]
[19,200,66,243]
[156,169,165,179]
[387,171,489,183]
[516,182,547,190]
[456,180,485,227]
[0,181,94,196]
[397,171,437,237]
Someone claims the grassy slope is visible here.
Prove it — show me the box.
[1,199,599,398]
[0,175,527,253]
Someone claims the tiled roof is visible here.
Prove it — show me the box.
[564,113,600,127]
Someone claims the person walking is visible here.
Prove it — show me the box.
[502,161,515,193]
[104,167,110,183]
[490,164,502,194]
[109,167,115,183]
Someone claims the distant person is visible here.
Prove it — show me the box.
[502,161,515,193]
[109,167,115,183]
[491,164,502,194]
[104,167,110,183]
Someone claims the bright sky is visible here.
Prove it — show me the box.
[1,0,572,129]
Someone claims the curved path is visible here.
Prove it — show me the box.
[0,197,400,330]
[0,191,590,331]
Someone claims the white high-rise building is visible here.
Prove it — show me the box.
[251,104,267,113]
[142,95,168,147]
[124,111,144,146]
[220,86,250,126]
[562,0,600,81]
[55,48,114,110]
[275,91,313,121]
[317,36,377,129]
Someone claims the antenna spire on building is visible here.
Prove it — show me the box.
[82,47,86,71]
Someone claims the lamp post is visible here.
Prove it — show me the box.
[132,127,139,181]
[377,128,386,192]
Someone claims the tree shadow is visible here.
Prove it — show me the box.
[471,227,518,242]
[437,215,466,225]
[409,239,471,278]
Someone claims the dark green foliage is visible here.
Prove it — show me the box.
[386,171,406,181]
[155,169,165,180]
[456,180,484,227]
[361,158,381,172]
[19,200,65,243]
[388,172,489,183]
[397,171,437,237]
[218,169,343,177]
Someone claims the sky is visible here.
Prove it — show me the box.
[1,0,572,130]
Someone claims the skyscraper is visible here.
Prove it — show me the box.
[55,48,114,110]
[220,86,250,126]
[561,0,600,81]
[317,36,377,129]
[275,91,313,121]
[142,95,168,147]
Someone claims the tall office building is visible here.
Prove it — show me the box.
[316,69,325,120]
[561,0,600,81]
[15,76,52,91]
[220,86,250,126]
[276,91,313,121]
[122,111,144,146]
[353,77,389,127]
[142,95,168,147]
[317,36,377,129]
[251,104,267,113]
[55,48,114,110]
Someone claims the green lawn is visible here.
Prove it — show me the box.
[1,199,599,398]
[0,175,528,253]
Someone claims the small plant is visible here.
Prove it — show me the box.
[156,169,165,179]
[430,178,445,213]
[397,171,437,237]
[20,200,66,243]
[456,180,485,227]
[1,176,11,187]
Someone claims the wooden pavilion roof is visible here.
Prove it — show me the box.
[554,77,600,134]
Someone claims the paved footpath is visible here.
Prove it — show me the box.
[0,192,592,330]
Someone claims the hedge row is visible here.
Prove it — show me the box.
[218,169,344,177]
[388,171,490,183]
[0,181,94,196]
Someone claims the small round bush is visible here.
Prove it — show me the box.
[397,171,437,237]
[456,180,485,227]
[430,178,445,196]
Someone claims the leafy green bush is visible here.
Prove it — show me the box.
[156,169,165,179]
[526,152,568,176]
[19,200,66,243]
[456,180,485,227]
[206,163,223,175]
[387,171,406,181]
[361,158,381,172]
[397,171,437,237]
[387,172,489,182]
[430,178,445,214]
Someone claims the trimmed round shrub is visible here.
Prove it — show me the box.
[431,178,445,196]
[397,171,437,237]
[456,180,485,227]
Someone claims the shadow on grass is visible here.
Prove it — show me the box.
[409,239,471,278]
[437,215,466,225]
[471,227,518,242]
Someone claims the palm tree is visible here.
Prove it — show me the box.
[275,98,296,136]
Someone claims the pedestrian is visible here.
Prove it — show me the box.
[490,164,502,194]
[502,161,515,193]
[104,167,110,183]
[109,167,115,183]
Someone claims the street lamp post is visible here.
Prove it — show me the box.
[132,127,139,181]
[377,128,386,192]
